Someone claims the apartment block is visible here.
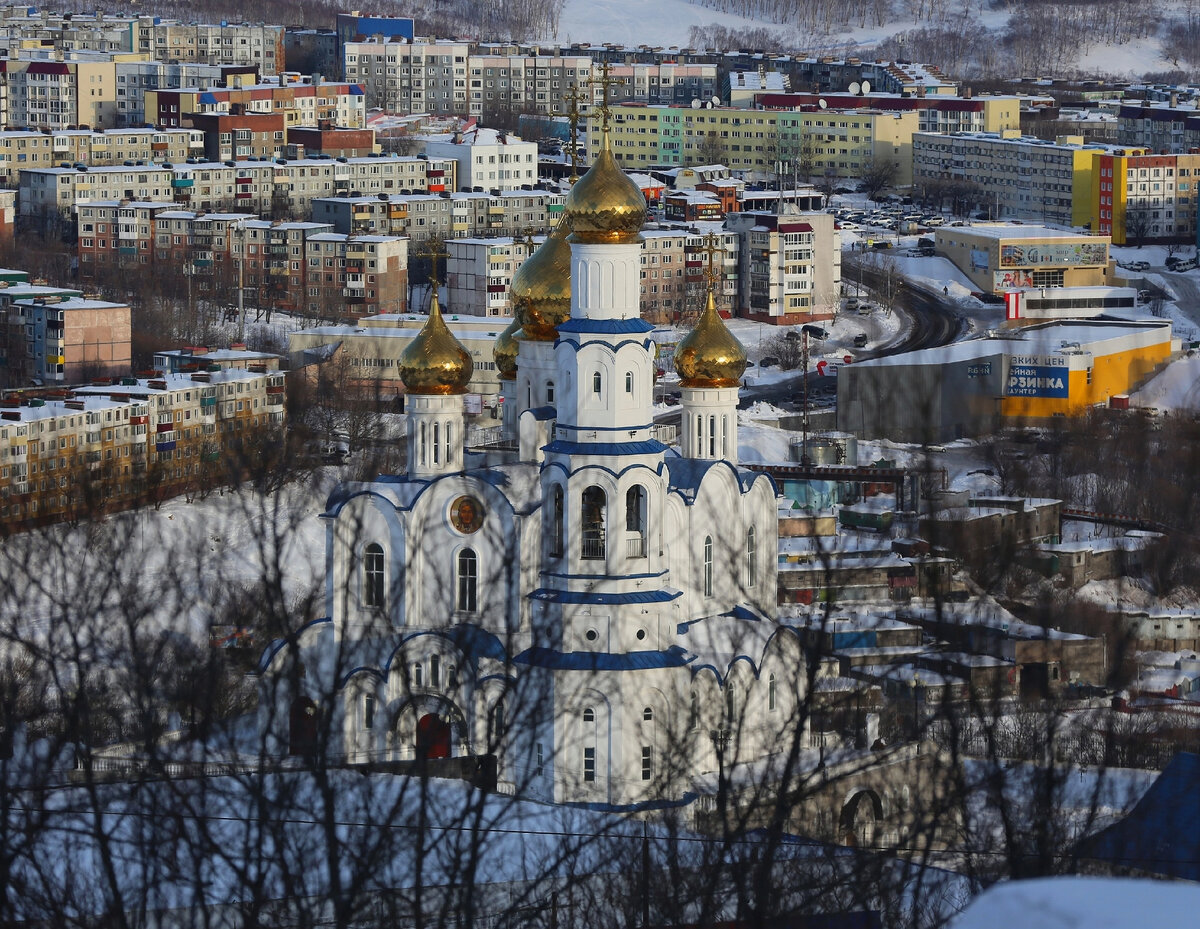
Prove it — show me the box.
[20,154,456,219]
[1093,151,1200,245]
[912,131,1137,228]
[304,233,409,319]
[0,127,205,188]
[343,38,470,115]
[145,77,365,130]
[77,200,175,273]
[466,51,595,122]
[1117,101,1200,153]
[756,92,1020,135]
[640,228,740,324]
[0,366,286,527]
[726,211,840,325]
[135,20,285,75]
[112,60,230,126]
[446,236,529,317]
[421,128,538,190]
[3,295,131,385]
[0,58,120,130]
[311,189,565,248]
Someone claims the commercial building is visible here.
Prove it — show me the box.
[911,131,1136,228]
[726,211,840,325]
[0,366,286,528]
[933,225,1112,295]
[1091,150,1200,245]
[837,320,1176,442]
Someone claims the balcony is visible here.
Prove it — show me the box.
[627,535,646,558]
[581,530,605,560]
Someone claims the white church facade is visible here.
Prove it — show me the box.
[259,122,810,808]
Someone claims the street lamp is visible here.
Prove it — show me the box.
[790,323,828,467]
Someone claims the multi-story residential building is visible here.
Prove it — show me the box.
[0,365,286,527]
[0,127,206,188]
[145,76,366,130]
[421,128,538,190]
[1092,150,1200,244]
[112,60,231,126]
[466,49,595,122]
[134,20,285,75]
[911,131,1142,228]
[446,236,530,317]
[152,346,282,373]
[235,220,333,313]
[304,232,409,319]
[76,200,175,273]
[2,294,131,385]
[343,38,470,115]
[335,12,415,50]
[190,112,286,162]
[592,103,917,184]
[1117,100,1200,153]
[310,189,565,248]
[756,92,1020,136]
[726,211,840,325]
[609,62,719,107]
[0,271,83,386]
[0,57,120,130]
[20,154,456,220]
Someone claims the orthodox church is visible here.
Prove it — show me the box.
[259,120,807,807]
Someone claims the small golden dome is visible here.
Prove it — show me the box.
[510,221,572,342]
[674,288,747,388]
[564,136,646,244]
[399,284,473,395]
[494,317,521,380]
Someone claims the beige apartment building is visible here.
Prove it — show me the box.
[726,211,841,325]
[4,295,131,386]
[343,38,470,115]
[0,128,205,188]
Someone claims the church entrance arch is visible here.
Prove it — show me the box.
[416,713,452,759]
[839,789,883,848]
[390,694,468,761]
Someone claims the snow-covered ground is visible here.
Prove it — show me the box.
[952,877,1200,929]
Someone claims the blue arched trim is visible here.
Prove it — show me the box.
[555,338,656,354]
[540,460,661,482]
[254,616,332,675]
[337,665,388,689]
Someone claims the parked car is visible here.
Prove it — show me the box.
[759,356,780,367]
[1126,260,1151,272]
[1167,257,1197,272]
[853,333,869,347]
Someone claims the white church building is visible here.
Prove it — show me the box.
[259,123,809,808]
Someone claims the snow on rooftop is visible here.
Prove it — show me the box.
[952,877,1200,929]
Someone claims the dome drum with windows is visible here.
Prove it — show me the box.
[399,286,473,395]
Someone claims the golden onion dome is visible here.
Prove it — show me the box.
[674,287,747,388]
[494,317,521,380]
[399,284,473,395]
[564,135,646,244]
[510,221,572,342]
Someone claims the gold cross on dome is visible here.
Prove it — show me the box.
[522,227,538,254]
[425,236,448,289]
[589,61,626,135]
[565,84,584,182]
[701,232,724,288]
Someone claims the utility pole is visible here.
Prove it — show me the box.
[237,218,246,342]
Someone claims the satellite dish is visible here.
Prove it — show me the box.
[711,95,721,105]
[861,80,871,95]
[691,98,701,109]
[706,101,713,108]
[848,81,861,96]
[818,98,827,109]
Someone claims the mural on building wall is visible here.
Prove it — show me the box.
[995,269,1035,289]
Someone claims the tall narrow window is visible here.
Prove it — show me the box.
[625,371,634,393]
[488,699,506,745]
[363,542,385,607]
[689,691,700,730]
[708,414,716,457]
[703,535,713,597]
[457,548,477,611]
[626,484,646,557]
[581,486,606,560]
[592,371,602,395]
[641,745,652,781]
[583,746,595,782]
[419,422,427,466]
[535,742,544,777]
[432,422,441,464]
[550,485,564,557]
[582,706,595,722]
[695,414,703,456]
[546,380,555,403]
[746,526,757,589]
[412,662,423,688]
[444,422,452,464]
[430,653,440,688]
[768,673,777,712]
[363,694,376,730]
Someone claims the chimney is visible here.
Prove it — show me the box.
[1170,93,1178,108]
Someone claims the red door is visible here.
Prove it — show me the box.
[416,713,451,759]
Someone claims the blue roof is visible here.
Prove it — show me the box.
[556,318,654,335]
[515,644,691,671]
[349,85,365,95]
[198,92,219,104]
[543,439,668,457]
[664,456,764,502]
[529,587,681,605]
[526,405,557,421]
[1076,752,1200,880]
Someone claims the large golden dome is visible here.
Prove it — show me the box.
[564,139,646,244]
[494,317,521,380]
[399,284,473,395]
[674,287,747,388]
[510,221,572,342]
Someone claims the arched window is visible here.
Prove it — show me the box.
[643,706,654,721]
[582,706,595,722]
[625,371,634,393]
[430,654,440,688]
[695,414,703,456]
[457,548,478,612]
[592,371,602,395]
[581,486,606,560]
[725,683,736,724]
[550,484,564,557]
[412,662,423,688]
[362,542,385,608]
[689,691,700,730]
[703,535,713,597]
[768,673,777,712]
[626,485,645,532]
[546,380,555,403]
[746,526,757,589]
[488,698,506,746]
